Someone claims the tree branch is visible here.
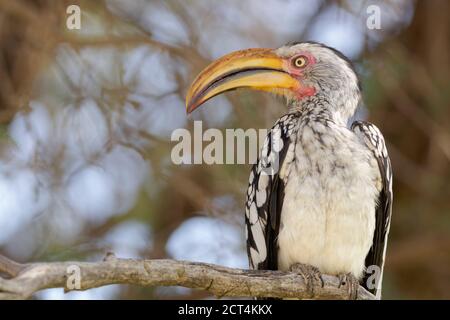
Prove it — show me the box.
[0,254,375,300]
[0,254,26,278]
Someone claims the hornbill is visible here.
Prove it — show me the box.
[185,42,392,299]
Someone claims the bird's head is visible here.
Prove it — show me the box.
[186,42,361,121]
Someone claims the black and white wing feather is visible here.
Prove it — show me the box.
[245,113,298,270]
[352,121,393,299]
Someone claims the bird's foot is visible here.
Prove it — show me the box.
[338,273,359,300]
[290,263,324,298]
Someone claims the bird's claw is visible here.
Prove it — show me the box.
[290,263,324,298]
[338,273,359,300]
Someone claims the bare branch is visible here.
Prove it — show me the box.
[0,255,27,278]
[0,254,375,300]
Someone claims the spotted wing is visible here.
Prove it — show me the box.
[352,121,393,299]
[245,113,298,270]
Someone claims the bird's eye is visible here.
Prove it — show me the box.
[293,56,308,68]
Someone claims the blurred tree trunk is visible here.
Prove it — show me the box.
[0,0,66,123]
[404,0,449,85]
[369,0,450,299]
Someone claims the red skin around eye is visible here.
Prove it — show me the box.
[284,52,316,76]
[296,86,316,99]
[283,52,317,98]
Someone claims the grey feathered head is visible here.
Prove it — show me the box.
[275,42,361,120]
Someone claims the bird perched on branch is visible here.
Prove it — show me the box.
[185,42,392,299]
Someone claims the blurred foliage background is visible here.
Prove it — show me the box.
[0,0,449,299]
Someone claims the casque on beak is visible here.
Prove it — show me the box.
[185,48,300,113]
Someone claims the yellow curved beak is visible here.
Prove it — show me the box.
[185,48,299,113]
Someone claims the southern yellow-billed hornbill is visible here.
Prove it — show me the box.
[185,42,392,299]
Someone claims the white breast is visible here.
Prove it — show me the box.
[277,123,380,279]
